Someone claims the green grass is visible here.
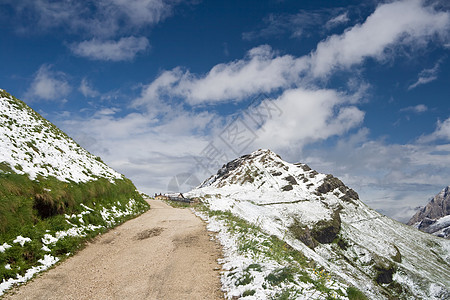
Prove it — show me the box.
[236,271,253,286]
[242,289,256,297]
[266,267,296,285]
[0,163,149,283]
[271,288,300,300]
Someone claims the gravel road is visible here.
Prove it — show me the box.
[4,200,224,300]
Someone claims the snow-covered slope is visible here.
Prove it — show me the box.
[408,186,450,239]
[0,89,149,296]
[0,89,122,182]
[188,149,450,299]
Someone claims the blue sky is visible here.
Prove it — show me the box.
[1,0,450,222]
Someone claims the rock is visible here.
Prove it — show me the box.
[408,186,450,239]
[311,210,341,244]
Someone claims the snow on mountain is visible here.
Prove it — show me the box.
[0,89,122,183]
[188,149,450,299]
[408,186,450,239]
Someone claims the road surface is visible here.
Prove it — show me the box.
[4,200,223,300]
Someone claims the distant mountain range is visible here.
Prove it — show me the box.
[189,149,450,299]
[408,186,450,239]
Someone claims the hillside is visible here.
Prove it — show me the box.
[408,186,450,239]
[188,149,450,299]
[0,89,149,296]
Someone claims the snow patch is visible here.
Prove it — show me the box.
[13,236,31,247]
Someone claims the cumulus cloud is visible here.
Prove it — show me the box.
[134,45,309,106]
[26,64,71,101]
[408,61,442,90]
[79,78,100,98]
[71,37,150,61]
[251,88,365,151]
[310,0,450,77]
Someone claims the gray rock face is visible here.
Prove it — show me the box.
[408,186,450,239]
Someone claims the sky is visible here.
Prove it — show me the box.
[1,0,450,222]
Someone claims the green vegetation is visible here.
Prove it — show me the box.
[346,287,368,300]
[272,288,300,300]
[0,163,149,283]
[266,267,295,285]
[242,289,256,297]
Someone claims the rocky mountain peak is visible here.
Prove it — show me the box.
[199,149,359,205]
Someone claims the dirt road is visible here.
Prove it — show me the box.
[4,200,223,300]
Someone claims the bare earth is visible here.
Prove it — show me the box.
[4,200,224,300]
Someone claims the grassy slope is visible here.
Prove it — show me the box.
[0,90,150,292]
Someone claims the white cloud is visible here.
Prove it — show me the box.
[26,64,71,101]
[10,0,179,38]
[400,104,428,113]
[71,36,150,61]
[251,88,365,151]
[303,130,450,222]
[134,45,309,106]
[242,8,352,41]
[109,0,174,26]
[419,117,450,142]
[243,10,324,40]
[58,106,217,195]
[310,0,450,77]
[79,78,100,98]
[325,12,349,29]
[408,61,442,90]
[132,67,185,111]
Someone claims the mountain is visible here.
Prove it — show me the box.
[188,149,450,299]
[0,89,149,295]
[408,186,450,239]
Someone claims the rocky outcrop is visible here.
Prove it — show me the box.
[316,174,359,204]
[408,186,450,239]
